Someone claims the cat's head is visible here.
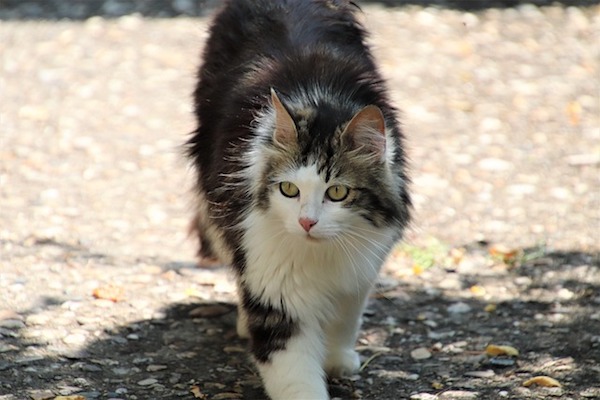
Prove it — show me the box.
[244,89,408,243]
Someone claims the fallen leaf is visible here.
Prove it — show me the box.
[449,247,465,265]
[489,244,520,265]
[54,396,86,400]
[486,344,519,357]
[92,284,124,302]
[470,285,486,296]
[412,264,425,276]
[484,304,497,313]
[523,376,562,388]
[566,101,582,125]
[190,385,207,399]
[432,381,444,389]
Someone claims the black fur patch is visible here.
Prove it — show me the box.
[240,285,298,363]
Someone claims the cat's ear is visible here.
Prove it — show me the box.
[341,105,386,159]
[271,88,298,147]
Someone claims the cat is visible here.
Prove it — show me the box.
[186,0,411,399]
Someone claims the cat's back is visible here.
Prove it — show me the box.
[203,0,367,71]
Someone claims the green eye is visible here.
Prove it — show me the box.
[279,181,300,198]
[326,185,350,202]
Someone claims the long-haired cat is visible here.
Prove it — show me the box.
[186,0,411,398]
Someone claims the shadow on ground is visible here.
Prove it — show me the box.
[1,248,599,399]
[0,0,598,20]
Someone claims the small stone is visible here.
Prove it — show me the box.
[410,347,432,360]
[581,388,600,397]
[0,344,19,353]
[410,393,437,400]
[137,378,158,386]
[112,367,131,375]
[26,314,50,326]
[27,390,54,400]
[465,370,495,378]
[428,330,456,340]
[439,390,479,399]
[57,385,83,395]
[477,158,513,172]
[63,333,88,345]
[447,302,472,314]
[0,319,25,329]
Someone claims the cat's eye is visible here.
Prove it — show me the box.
[326,185,350,202]
[279,181,300,198]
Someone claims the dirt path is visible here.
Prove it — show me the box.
[1,2,599,399]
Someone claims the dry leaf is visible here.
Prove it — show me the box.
[470,285,486,296]
[412,264,425,276]
[523,376,562,388]
[489,244,519,265]
[566,101,582,126]
[432,381,444,389]
[190,385,207,399]
[484,304,497,313]
[92,284,124,302]
[486,344,519,357]
[449,247,465,265]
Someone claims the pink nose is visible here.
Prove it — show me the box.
[299,217,317,232]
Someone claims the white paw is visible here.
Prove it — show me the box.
[324,348,360,377]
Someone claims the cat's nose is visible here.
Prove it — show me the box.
[298,217,317,232]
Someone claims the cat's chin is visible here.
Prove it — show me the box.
[305,234,324,243]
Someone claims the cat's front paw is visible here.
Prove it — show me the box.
[324,348,360,378]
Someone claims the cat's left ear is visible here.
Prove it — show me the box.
[341,105,386,160]
[271,88,298,148]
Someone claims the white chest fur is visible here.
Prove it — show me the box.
[240,208,395,323]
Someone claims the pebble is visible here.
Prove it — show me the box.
[28,390,54,400]
[477,157,513,172]
[464,370,495,378]
[137,378,158,386]
[63,333,88,345]
[411,393,437,400]
[447,302,472,314]
[439,391,479,399]
[0,319,25,329]
[410,347,432,360]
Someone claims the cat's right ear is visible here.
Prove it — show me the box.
[271,88,298,147]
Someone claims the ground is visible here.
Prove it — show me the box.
[0,1,599,399]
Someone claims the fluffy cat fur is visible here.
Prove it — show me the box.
[186,0,411,398]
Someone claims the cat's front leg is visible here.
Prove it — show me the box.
[323,293,369,378]
[244,302,329,399]
[257,327,328,400]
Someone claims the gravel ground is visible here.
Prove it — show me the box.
[1,1,599,400]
